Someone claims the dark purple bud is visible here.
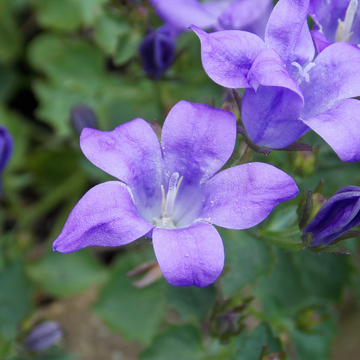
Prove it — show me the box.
[70,104,98,135]
[303,186,360,247]
[0,126,13,174]
[139,27,175,79]
[23,321,63,352]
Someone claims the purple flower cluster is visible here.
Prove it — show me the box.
[53,0,360,287]
[192,0,360,161]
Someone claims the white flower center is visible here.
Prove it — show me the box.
[335,0,358,42]
[153,172,183,229]
[291,61,316,85]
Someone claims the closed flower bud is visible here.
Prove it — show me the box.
[139,27,175,79]
[23,321,63,352]
[0,126,12,173]
[70,104,98,135]
[303,186,360,247]
[0,126,13,191]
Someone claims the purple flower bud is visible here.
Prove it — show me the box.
[303,186,360,247]
[70,104,98,135]
[23,321,63,352]
[0,126,12,174]
[139,27,175,79]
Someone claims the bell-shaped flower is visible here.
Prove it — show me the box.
[150,0,273,38]
[53,101,298,287]
[303,186,360,247]
[310,0,360,52]
[139,26,176,79]
[192,0,360,161]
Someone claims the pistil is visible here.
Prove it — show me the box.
[291,62,316,85]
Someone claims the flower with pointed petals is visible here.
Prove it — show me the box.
[53,101,298,287]
[303,186,360,247]
[150,0,273,38]
[310,0,360,52]
[192,0,360,162]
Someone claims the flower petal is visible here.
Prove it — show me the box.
[300,42,360,118]
[301,99,360,162]
[152,222,224,287]
[201,162,299,229]
[80,118,164,220]
[161,100,236,184]
[242,49,308,148]
[151,0,219,34]
[53,182,154,253]
[191,25,266,88]
[265,0,314,66]
[218,0,273,31]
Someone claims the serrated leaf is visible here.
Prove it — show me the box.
[139,325,203,360]
[165,283,216,321]
[27,249,108,297]
[220,229,276,297]
[94,251,165,344]
[0,261,33,340]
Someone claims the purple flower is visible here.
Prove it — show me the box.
[0,126,13,189]
[23,321,63,352]
[150,0,273,38]
[53,101,298,287]
[139,27,176,79]
[303,186,360,247]
[192,0,360,161]
[310,0,360,51]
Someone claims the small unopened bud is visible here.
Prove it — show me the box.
[0,126,13,173]
[70,104,98,135]
[295,307,326,332]
[139,26,175,79]
[23,321,63,352]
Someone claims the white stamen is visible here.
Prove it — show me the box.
[291,62,316,84]
[335,0,358,42]
[154,172,183,228]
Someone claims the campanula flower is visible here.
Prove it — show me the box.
[310,0,360,52]
[53,101,298,287]
[23,322,63,352]
[303,186,360,247]
[139,26,176,79]
[0,126,13,189]
[192,0,360,161]
[150,0,273,38]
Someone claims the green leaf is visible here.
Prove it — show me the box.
[114,29,143,65]
[26,249,108,297]
[0,0,21,63]
[139,325,203,360]
[289,318,337,360]
[94,14,130,55]
[34,0,82,31]
[220,229,276,297]
[72,0,107,24]
[0,261,33,340]
[165,283,216,321]
[94,251,165,344]
[235,323,282,360]
[255,249,351,316]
